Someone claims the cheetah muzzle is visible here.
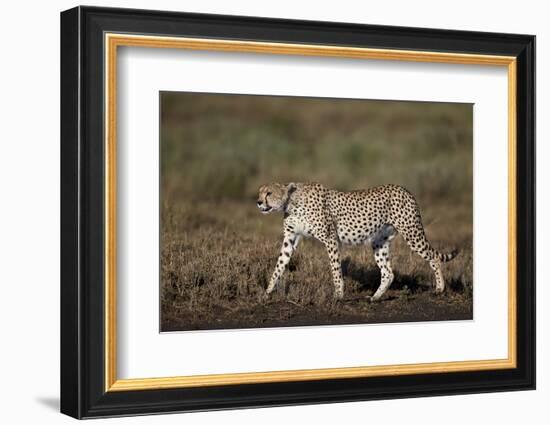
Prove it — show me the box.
[257,182,458,301]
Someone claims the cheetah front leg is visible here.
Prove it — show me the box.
[265,229,300,297]
[322,237,344,300]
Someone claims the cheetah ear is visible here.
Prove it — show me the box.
[286,182,297,195]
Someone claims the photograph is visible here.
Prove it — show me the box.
[58,4,536,419]
[160,92,473,332]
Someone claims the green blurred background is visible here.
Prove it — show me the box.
[161,92,472,206]
[160,92,473,330]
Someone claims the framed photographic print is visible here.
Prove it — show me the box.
[60,6,535,419]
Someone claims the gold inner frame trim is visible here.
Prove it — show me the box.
[104,33,518,392]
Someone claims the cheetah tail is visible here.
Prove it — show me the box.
[437,249,459,263]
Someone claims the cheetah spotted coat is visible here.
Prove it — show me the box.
[257,182,458,301]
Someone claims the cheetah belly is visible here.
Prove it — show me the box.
[336,222,378,246]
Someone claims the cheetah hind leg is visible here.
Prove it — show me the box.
[369,226,397,302]
[395,222,457,295]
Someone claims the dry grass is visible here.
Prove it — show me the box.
[160,200,472,331]
[160,93,473,331]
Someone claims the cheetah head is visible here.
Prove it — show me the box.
[256,183,297,214]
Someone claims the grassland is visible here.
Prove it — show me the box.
[160,92,473,331]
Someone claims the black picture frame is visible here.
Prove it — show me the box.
[60,5,535,419]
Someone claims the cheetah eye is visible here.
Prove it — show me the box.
[266,192,272,196]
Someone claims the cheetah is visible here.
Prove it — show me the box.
[257,183,458,301]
